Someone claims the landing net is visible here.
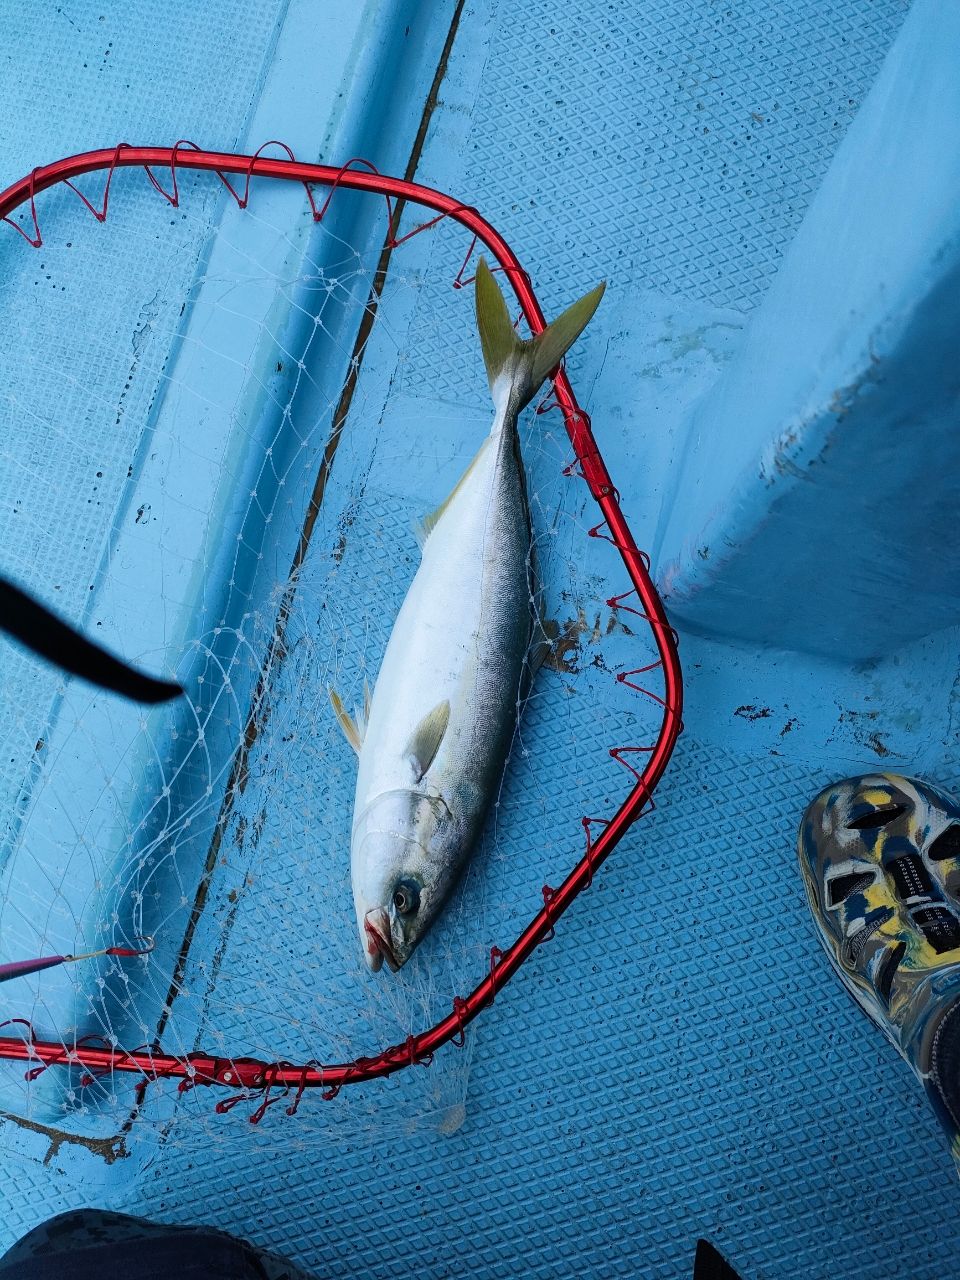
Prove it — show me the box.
[0,145,681,1147]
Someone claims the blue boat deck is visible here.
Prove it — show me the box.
[3,2,959,1278]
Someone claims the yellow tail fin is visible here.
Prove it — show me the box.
[474,258,605,412]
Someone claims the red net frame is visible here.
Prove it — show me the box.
[0,142,683,1114]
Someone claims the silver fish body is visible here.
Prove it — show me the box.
[332,260,604,972]
[352,415,533,970]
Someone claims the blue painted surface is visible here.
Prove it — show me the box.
[6,3,960,1280]
[657,0,960,661]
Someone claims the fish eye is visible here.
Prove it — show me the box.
[393,880,421,915]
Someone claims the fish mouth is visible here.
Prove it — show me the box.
[364,909,400,973]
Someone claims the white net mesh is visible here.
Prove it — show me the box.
[0,162,655,1151]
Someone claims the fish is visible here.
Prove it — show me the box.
[331,259,604,972]
[0,574,182,704]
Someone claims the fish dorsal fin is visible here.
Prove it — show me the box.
[404,699,450,781]
[475,258,605,412]
[413,438,490,550]
[329,686,364,756]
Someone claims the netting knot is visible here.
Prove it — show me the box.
[404,1035,433,1069]
[450,996,469,1047]
[0,1018,43,1079]
[246,1060,297,1124]
[534,388,562,418]
[285,1064,316,1117]
[25,1032,111,1084]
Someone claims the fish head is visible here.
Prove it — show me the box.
[352,788,462,972]
[798,773,960,1031]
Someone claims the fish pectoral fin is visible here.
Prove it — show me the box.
[413,439,491,551]
[329,686,364,756]
[404,699,451,781]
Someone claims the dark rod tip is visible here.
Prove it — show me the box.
[0,576,182,705]
[693,1239,744,1280]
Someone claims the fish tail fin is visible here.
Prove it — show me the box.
[474,257,605,415]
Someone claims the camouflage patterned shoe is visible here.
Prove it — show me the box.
[799,773,960,1164]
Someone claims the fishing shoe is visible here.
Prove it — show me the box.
[798,773,960,1165]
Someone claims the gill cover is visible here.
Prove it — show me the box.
[351,787,459,973]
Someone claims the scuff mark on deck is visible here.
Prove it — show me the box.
[734,704,772,721]
[0,1110,128,1166]
[543,607,634,674]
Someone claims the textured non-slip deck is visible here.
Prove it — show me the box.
[6,4,957,1280]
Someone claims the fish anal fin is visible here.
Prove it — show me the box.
[524,568,556,678]
[405,699,451,781]
[414,438,490,550]
[329,686,363,756]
